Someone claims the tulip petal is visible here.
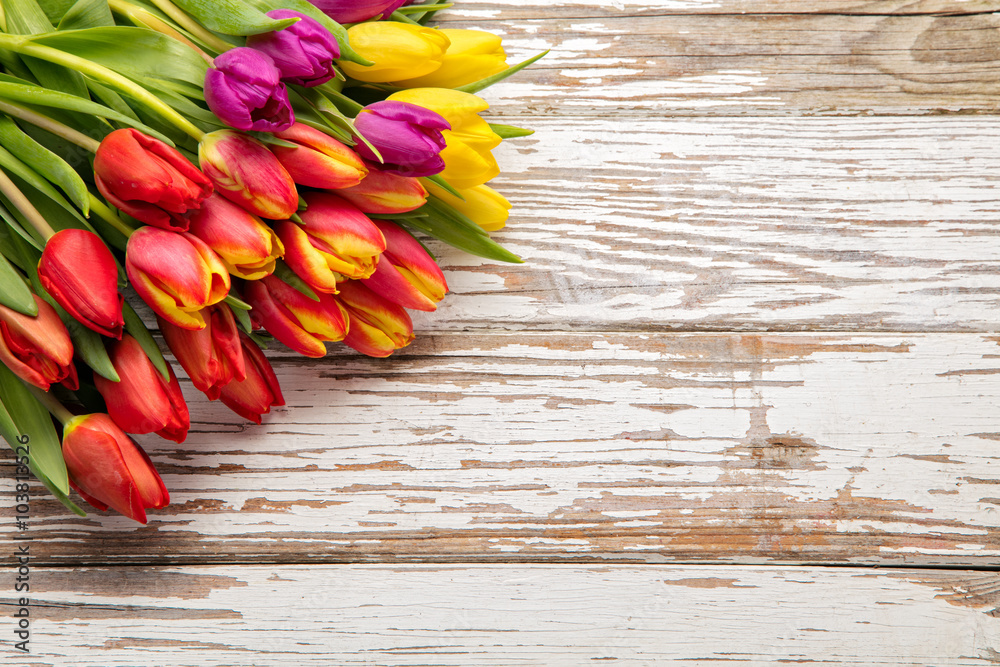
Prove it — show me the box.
[38,229,124,339]
[218,333,284,424]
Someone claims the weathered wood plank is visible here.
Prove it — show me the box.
[11,565,1000,666]
[424,116,1000,332]
[448,0,1000,18]
[4,332,999,566]
[436,5,1000,115]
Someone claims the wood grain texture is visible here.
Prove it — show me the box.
[425,116,1000,332]
[4,332,999,566]
[437,2,1000,116]
[12,565,1000,666]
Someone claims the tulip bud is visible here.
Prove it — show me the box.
[0,294,78,391]
[94,128,213,231]
[334,280,414,358]
[339,22,449,83]
[394,29,507,89]
[158,304,246,400]
[199,130,299,220]
[274,192,385,292]
[353,101,450,177]
[218,332,285,424]
[245,10,340,87]
[271,123,367,189]
[313,0,406,23]
[187,194,284,280]
[335,166,428,214]
[361,221,447,312]
[424,181,511,232]
[388,88,501,189]
[62,413,169,524]
[243,275,348,358]
[126,227,231,330]
[94,335,189,443]
[38,229,124,339]
[204,47,294,132]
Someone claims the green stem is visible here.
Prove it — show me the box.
[317,84,364,115]
[0,168,55,240]
[0,34,205,142]
[0,99,101,152]
[88,195,135,238]
[145,0,233,54]
[28,385,74,425]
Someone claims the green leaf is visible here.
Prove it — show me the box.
[170,0,296,35]
[5,0,56,34]
[0,203,45,251]
[489,123,534,139]
[243,0,370,65]
[0,115,90,213]
[34,0,76,24]
[224,293,252,311]
[0,362,69,493]
[61,306,120,382]
[58,0,115,30]
[405,198,522,263]
[0,77,176,143]
[422,174,463,200]
[456,50,549,95]
[86,80,140,122]
[0,387,84,515]
[5,0,90,97]
[0,143,83,219]
[123,300,170,381]
[28,26,209,89]
[0,252,36,316]
[274,259,320,302]
[231,302,252,333]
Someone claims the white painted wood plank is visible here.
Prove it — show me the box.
[6,332,999,565]
[441,3,1000,116]
[14,565,1000,666]
[426,117,1000,332]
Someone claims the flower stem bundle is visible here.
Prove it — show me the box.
[0,0,542,523]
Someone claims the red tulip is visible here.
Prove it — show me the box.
[361,220,447,311]
[187,193,285,280]
[158,304,246,400]
[334,165,427,214]
[0,294,78,391]
[271,122,368,189]
[198,130,298,220]
[62,413,169,524]
[243,274,348,358]
[275,192,385,292]
[94,128,213,231]
[94,335,190,443]
[334,280,414,358]
[218,332,285,424]
[38,229,124,339]
[126,227,231,330]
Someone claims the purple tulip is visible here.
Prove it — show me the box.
[245,10,340,88]
[353,101,450,177]
[204,48,294,132]
[312,0,408,24]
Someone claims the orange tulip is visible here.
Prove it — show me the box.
[62,413,169,524]
[0,294,78,391]
[334,280,414,358]
[126,227,231,330]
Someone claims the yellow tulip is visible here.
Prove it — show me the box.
[394,29,507,89]
[424,181,511,232]
[339,23,450,83]
[388,88,501,189]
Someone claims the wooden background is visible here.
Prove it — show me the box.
[5,0,1000,664]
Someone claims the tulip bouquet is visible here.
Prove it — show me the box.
[0,0,542,523]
